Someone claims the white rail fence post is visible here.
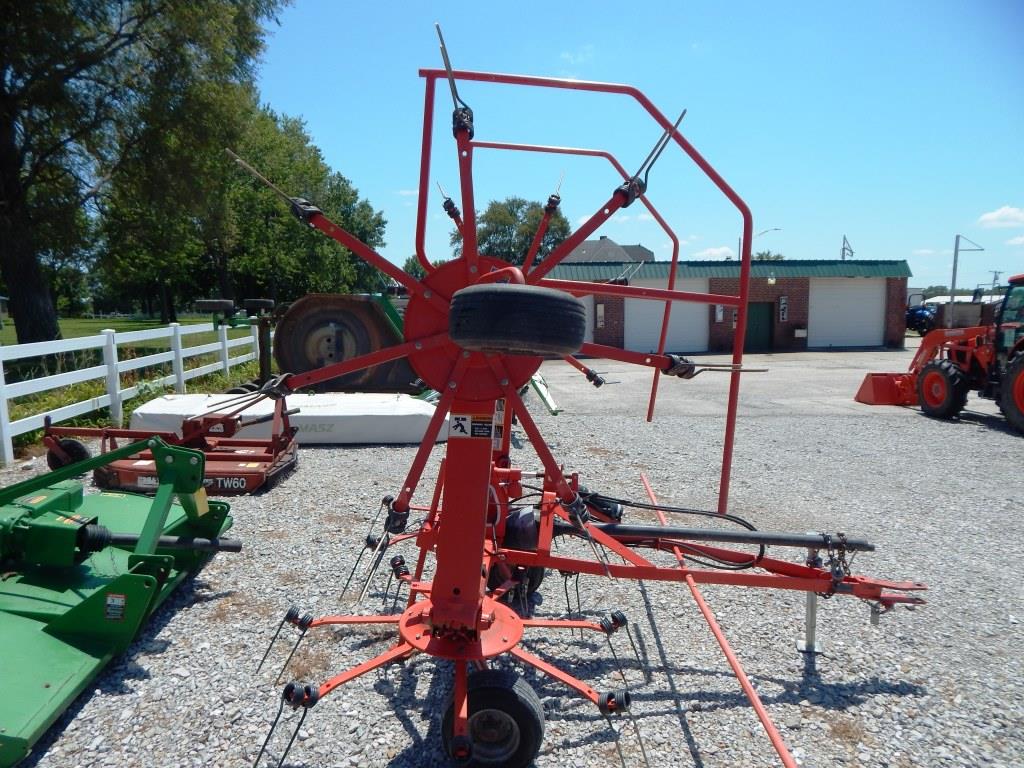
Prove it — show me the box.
[249,318,259,362]
[218,322,230,375]
[170,323,185,393]
[102,329,123,427]
[0,360,14,464]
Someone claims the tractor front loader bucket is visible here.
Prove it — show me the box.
[855,371,916,405]
[0,439,239,767]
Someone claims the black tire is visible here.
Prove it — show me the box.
[46,438,92,470]
[442,669,544,768]
[195,299,235,314]
[917,359,968,419]
[1002,355,1024,435]
[449,284,586,356]
[244,298,275,312]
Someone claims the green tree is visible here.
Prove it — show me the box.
[402,254,449,280]
[403,255,427,280]
[450,197,570,266]
[0,0,282,341]
[210,108,386,303]
[754,250,785,261]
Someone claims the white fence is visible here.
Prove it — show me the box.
[0,321,260,464]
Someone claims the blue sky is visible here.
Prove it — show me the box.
[256,1,1023,290]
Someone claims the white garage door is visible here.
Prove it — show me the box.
[808,278,886,347]
[624,279,709,353]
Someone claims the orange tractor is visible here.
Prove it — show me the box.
[856,273,1024,433]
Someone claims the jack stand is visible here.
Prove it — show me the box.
[797,539,824,654]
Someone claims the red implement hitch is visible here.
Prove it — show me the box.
[240,27,927,768]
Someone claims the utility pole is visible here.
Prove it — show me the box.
[840,235,854,261]
[947,234,984,328]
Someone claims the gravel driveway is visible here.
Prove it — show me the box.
[15,343,1024,768]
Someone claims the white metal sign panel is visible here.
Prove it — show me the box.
[624,278,709,353]
[808,278,886,347]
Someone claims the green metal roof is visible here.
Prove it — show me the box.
[548,259,912,281]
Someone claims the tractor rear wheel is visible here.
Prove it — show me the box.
[449,284,586,356]
[46,438,92,470]
[917,360,968,419]
[1002,355,1024,435]
[442,669,544,767]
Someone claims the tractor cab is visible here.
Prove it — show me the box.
[995,275,1024,366]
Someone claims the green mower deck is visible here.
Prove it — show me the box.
[0,440,238,767]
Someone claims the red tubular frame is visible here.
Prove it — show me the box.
[640,474,797,767]
[417,69,753,514]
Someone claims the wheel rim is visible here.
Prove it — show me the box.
[922,370,947,407]
[1014,368,1024,411]
[468,708,521,763]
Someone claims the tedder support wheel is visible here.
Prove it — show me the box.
[917,359,968,419]
[195,299,235,313]
[449,284,586,356]
[442,669,545,768]
[1002,355,1024,435]
[46,438,92,470]
[244,298,275,312]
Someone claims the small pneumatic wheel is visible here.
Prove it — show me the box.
[442,669,545,767]
[917,359,968,419]
[449,284,586,356]
[46,438,92,470]
[195,299,235,314]
[244,298,275,312]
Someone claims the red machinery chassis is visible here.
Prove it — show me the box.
[43,393,298,496]
[238,38,927,768]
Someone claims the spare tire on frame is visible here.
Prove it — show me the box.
[449,284,586,356]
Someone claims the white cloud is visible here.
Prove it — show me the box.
[1007,235,1024,246]
[978,205,1024,228]
[912,248,935,255]
[396,189,418,197]
[694,246,734,259]
[575,214,591,226]
[560,45,594,66]
[637,212,654,222]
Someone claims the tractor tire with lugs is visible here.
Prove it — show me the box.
[917,359,968,419]
[449,284,586,356]
[1001,355,1024,435]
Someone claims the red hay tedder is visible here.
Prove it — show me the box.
[241,28,927,768]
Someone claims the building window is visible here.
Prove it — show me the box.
[596,303,605,329]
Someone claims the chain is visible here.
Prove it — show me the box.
[816,532,851,599]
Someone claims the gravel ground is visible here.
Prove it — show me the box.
[10,342,1024,768]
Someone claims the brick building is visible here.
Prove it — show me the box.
[549,256,911,352]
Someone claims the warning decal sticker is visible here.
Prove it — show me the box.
[470,418,493,438]
[105,593,127,621]
[449,414,493,439]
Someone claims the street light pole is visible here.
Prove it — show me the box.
[947,234,984,328]
[737,227,781,260]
